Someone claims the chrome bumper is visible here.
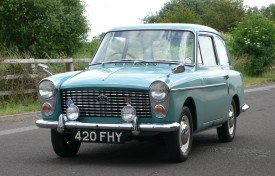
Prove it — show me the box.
[241,104,249,112]
[36,114,180,136]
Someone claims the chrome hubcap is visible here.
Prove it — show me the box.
[179,115,190,153]
[228,104,235,135]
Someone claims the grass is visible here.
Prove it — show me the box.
[0,100,40,116]
[244,70,275,87]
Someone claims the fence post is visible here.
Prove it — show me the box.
[66,58,74,71]
[28,58,37,73]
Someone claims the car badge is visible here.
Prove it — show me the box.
[97,94,108,104]
[66,98,74,106]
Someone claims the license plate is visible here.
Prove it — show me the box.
[72,130,125,144]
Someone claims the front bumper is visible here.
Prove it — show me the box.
[36,114,180,136]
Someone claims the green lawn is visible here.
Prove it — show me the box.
[0,100,40,116]
[244,70,275,87]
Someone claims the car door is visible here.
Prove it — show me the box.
[197,34,229,125]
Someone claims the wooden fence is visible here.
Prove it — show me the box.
[0,58,90,96]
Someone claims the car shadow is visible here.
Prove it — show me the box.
[48,131,225,166]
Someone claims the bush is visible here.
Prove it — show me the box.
[231,13,275,76]
[0,0,89,58]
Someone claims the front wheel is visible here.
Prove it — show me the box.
[165,106,193,162]
[217,100,237,142]
[51,129,81,157]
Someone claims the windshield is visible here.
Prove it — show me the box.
[91,30,195,65]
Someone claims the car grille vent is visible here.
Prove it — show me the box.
[61,89,152,118]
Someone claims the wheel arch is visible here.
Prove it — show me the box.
[232,94,240,117]
[183,97,197,131]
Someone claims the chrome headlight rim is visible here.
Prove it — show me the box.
[149,80,170,102]
[38,79,57,99]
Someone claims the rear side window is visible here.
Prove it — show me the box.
[198,36,217,66]
[215,37,230,66]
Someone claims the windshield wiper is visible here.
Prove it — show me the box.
[152,60,181,64]
[90,60,181,66]
[89,60,131,66]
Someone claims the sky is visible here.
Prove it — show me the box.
[82,0,275,39]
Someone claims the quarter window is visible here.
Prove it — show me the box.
[215,37,230,66]
[198,36,217,66]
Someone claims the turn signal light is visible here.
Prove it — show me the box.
[42,103,52,115]
[154,105,166,118]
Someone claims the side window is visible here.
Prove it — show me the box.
[198,36,217,66]
[215,37,230,66]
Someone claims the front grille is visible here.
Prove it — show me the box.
[61,89,152,118]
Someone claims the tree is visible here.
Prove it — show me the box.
[143,0,202,24]
[202,0,244,32]
[0,0,89,58]
[231,13,275,76]
[149,2,202,24]
[260,4,275,22]
[246,3,275,22]
[142,0,245,32]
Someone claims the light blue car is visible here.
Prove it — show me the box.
[36,24,249,162]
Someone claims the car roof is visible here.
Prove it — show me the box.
[108,23,220,35]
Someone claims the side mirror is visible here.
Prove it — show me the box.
[38,64,53,76]
[171,64,185,74]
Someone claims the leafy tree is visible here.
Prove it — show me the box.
[73,35,102,58]
[246,4,275,22]
[143,0,202,24]
[231,13,275,76]
[142,0,244,32]
[0,0,89,58]
[156,3,202,24]
[263,4,275,22]
[202,0,244,32]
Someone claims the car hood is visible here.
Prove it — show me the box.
[60,66,172,90]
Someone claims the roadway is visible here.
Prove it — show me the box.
[1,84,275,176]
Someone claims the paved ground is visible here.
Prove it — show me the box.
[0,84,275,176]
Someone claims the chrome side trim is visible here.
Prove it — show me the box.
[171,83,227,92]
[36,119,180,132]
[241,104,249,112]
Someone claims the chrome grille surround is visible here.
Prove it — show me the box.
[61,89,152,118]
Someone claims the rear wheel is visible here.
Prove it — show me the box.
[165,106,193,162]
[51,129,81,157]
[217,100,237,142]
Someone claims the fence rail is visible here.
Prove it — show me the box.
[0,58,90,96]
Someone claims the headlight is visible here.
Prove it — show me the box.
[66,105,80,121]
[149,81,169,101]
[39,80,56,98]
